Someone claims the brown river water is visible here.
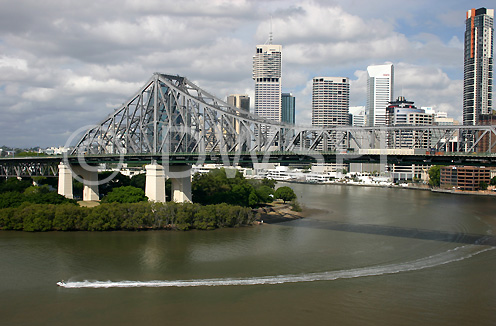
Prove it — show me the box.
[1,183,495,326]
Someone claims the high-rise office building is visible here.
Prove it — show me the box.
[464,8,494,125]
[385,96,433,182]
[366,63,394,126]
[227,94,250,139]
[349,106,367,126]
[281,93,295,124]
[253,43,282,122]
[311,77,350,126]
[227,94,250,112]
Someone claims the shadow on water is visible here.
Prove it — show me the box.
[284,219,496,246]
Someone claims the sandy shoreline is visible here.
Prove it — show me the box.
[254,202,305,224]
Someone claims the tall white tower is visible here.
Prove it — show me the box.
[464,8,494,125]
[253,43,282,122]
[366,63,394,126]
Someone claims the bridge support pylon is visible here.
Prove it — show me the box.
[145,164,166,203]
[72,166,99,201]
[58,163,74,199]
[58,163,99,201]
[168,165,192,203]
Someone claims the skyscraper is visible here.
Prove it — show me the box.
[253,43,282,122]
[311,77,350,127]
[463,8,494,125]
[366,63,394,126]
[227,94,250,112]
[281,93,295,124]
[349,106,367,126]
[227,94,250,143]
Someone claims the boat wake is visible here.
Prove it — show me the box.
[58,245,494,289]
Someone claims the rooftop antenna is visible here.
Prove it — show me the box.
[269,16,273,44]
[265,16,273,45]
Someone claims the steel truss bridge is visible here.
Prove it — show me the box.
[1,72,496,178]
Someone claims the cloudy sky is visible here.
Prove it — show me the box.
[0,0,492,148]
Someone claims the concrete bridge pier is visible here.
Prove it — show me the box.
[58,163,99,201]
[145,164,166,202]
[168,165,192,203]
[72,165,100,201]
[58,163,74,199]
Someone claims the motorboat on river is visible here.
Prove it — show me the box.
[57,281,66,287]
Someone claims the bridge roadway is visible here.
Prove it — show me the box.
[1,151,496,178]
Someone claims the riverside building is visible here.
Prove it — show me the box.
[385,96,433,182]
[440,166,491,191]
[463,8,494,125]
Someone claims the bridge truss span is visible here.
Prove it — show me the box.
[71,73,496,157]
[72,73,306,156]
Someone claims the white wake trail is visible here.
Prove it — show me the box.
[59,245,494,289]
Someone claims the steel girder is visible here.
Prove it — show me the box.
[72,73,496,155]
[0,160,59,178]
[72,73,299,156]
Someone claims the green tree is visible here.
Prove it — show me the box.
[255,185,275,203]
[73,179,84,199]
[275,186,297,203]
[98,172,131,197]
[490,176,496,186]
[193,205,217,230]
[21,204,56,232]
[0,192,25,208]
[192,168,257,207]
[101,186,148,203]
[130,173,146,190]
[32,176,58,188]
[0,178,32,193]
[131,173,172,199]
[428,165,441,187]
[479,181,488,191]
[24,186,77,205]
[248,191,259,207]
[260,178,277,189]
[53,204,88,231]
[0,207,16,229]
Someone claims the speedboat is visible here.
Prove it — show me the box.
[57,281,66,287]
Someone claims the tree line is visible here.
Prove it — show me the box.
[0,201,254,232]
[0,168,299,232]
[192,168,297,207]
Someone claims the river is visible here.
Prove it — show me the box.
[1,183,495,325]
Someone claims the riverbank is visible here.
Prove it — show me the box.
[280,179,496,196]
[0,201,254,232]
[254,202,305,224]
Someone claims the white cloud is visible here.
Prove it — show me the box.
[394,63,462,120]
[0,55,28,71]
[21,87,56,102]
[62,76,141,96]
[0,0,477,147]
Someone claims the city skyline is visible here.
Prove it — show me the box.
[0,0,493,147]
